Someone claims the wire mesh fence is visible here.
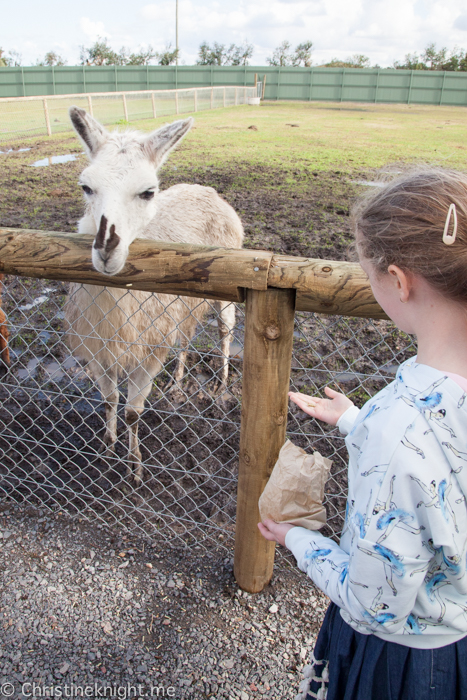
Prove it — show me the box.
[0,275,416,556]
[0,86,257,144]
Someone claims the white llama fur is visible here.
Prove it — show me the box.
[64,107,244,484]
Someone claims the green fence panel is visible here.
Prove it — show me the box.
[0,65,466,106]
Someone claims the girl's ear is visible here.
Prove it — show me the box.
[388,264,412,303]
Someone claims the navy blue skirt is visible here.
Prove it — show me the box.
[303,602,467,700]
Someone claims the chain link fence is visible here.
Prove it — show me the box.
[0,86,257,144]
[0,274,415,556]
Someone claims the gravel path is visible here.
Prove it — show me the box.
[0,503,328,699]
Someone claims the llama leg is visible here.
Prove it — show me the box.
[0,312,10,371]
[0,275,10,371]
[164,337,189,390]
[126,356,162,485]
[165,313,199,391]
[215,301,235,388]
[94,363,119,456]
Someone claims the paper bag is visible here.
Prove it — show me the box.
[258,440,332,530]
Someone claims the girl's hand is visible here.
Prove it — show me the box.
[289,387,354,426]
[258,519,295,547]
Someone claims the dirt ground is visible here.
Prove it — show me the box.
[0,135,357,261]
[0,134,415,543]
[0,126,419,696]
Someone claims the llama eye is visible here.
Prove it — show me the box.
[81,184,93,195]
[139,190,155,201]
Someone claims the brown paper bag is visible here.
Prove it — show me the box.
[258,440,332,530]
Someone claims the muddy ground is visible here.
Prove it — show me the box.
[0,138,414,547]
[0,135,356,259]
[0,136,418,696]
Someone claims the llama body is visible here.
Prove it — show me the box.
[65,108,243,483]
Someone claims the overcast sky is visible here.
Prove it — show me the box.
[4,0,467,68]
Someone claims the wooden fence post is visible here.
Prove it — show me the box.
[194,89,198,112]
[87,95,93,117]
[151,92,157,118]
[122,93,129,121]
[234,287,296,593]
[43,99,51,136]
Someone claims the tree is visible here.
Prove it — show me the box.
[225,42,253,66]
[422,43,447,70]
[0,48,9,67]
[36,51,66,67]
[267,40,293,66]
[322,54,372,68]
[125,46,158,65]
[0,49,22,67]
[393,52,427,70]
[79,38,160,66]
[393,43,467,71]
[293,41,313,67]
[267,40,314,67]
[80,38,125,66]
[154,44,179,66]
[197,41,253,66]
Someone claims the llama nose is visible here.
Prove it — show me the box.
[95,247,111,263]
[93,216,121,263]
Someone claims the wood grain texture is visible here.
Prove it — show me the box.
[0,228,273,303]
[234,288,296,593]
[269,255,388,319]
[0,228,387,317]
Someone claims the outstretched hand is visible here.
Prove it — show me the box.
[258,519,295,547]
[289,387,354,426]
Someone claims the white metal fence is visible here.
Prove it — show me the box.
[0,274,415,554]
[0,86,257,144]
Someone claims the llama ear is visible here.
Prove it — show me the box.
[69,106,108,157]
[143,117,194,168]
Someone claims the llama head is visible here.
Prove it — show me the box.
[69,106,193,275]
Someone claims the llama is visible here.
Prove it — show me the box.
[64,107,244,485]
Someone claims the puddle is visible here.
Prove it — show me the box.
[30,154,78,167]
[334,364,399,383]
[195,372,211,385]
[351,180,386,188]
[380,364,398,376]
[334,371,368,383]
[0,148,31,155]
[17,355,78,381]
[230,341,243,359]
[18,288,54,311]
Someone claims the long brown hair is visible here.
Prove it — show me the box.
[352,168,467,303]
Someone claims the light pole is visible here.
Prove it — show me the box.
[176,0,179,65]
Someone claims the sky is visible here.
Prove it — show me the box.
[3,0,467,68]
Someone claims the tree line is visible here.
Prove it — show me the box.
[1,40,466,71]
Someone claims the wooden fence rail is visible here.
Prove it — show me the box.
[0,228,386,592]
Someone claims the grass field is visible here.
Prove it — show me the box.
[0,87,250,142]
[158,100,467,172]
[1,99,465,256]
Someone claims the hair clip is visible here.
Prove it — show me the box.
[443,203,458,245]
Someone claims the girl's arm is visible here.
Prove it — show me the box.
[289,387,354,426]
[280,435,467,636]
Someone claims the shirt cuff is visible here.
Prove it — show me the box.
[336,405,360,435]
[285,526,327,560]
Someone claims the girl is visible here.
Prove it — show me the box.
[258,168,467,700]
